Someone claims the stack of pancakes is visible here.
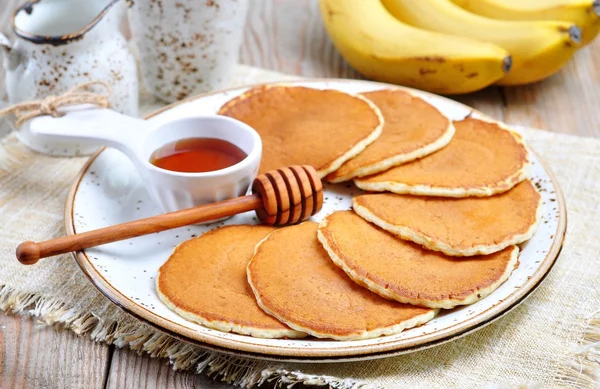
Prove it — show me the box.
[157,85,542,341]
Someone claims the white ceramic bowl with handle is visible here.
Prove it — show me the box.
[26,106,262,213]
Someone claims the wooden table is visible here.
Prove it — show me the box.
[1,1,598,388]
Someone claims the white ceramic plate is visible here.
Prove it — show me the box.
[66,79,566,362]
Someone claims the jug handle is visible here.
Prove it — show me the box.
[0,33,12,67]
[0,33,11,52]
[0,33,27,71]
[27,106,151,161]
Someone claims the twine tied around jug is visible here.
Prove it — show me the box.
[0,81,112,127]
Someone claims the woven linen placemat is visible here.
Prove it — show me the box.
[0,65,598,389]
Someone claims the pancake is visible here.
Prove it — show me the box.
[353,180,541,256]
[318,211,519,309]
[218,85,383,178]
[247,222,436,340]
[326,89,454,183]
[354,117,531,197]
[157,225,306,338]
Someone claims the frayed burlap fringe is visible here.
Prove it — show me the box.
[554,310,600,389]
[256,369,374,388]
[0,283,370,388]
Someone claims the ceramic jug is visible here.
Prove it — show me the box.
[0,0,139,156]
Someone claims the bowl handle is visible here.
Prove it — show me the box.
[27,106,150,160]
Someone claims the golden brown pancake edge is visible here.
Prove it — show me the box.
[247,222,437,340]
[218,84,384,178]
[326,89,455,183]
[157,225,306,338]
[354,117,531,197]
[318,211,520,309]
[352,179,542,256]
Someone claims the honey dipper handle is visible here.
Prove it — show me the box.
[16,194,263,265]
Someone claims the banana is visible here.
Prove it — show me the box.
[451,0,600,46]
[381,0,582,85]
[318,0,511,94]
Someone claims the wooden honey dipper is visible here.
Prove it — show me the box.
[16,165,323,265]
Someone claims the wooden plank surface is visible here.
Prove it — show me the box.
[105,347,228,389]
[0,313,110,389]
[502,44,600,137]
[1,0,599,388]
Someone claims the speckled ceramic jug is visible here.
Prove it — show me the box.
[0,0,138,156]
[128,0,249,103]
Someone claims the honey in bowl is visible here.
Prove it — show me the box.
[150,138,247,173]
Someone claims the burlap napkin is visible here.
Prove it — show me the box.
[0,65,598,389]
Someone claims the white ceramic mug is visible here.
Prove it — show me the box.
[127,0,249,103]
[0,0,139,156]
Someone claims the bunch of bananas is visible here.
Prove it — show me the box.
[320,0,599,94]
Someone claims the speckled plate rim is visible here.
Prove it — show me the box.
[65,78,567,362]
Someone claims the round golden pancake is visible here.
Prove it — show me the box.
[354,117,530,197]
[218,85,383,178]
[326,89,454,183]
[318,211,519,309]
[353,180,541,256]
[157,225,306,338]
[247,222,436,340]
